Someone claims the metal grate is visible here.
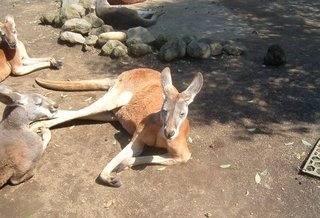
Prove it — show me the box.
[302,139,320,178]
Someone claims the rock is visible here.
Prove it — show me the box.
[79,0,93,12]
[222,40,246,56]
[98,32,127,46]
[70,4,86,17]
[101,40,128,58]
[129,43,152,57]
[62,18,92,35]
[61,5,82,21]
[84,13,104,28]
[182,35,197,45]
[263,44,286,66]
[126,26,155,45]
[187,40,211,59]
[60,31,86,44]
[89,25,114,36]
[40,10,56,24]
[82,44,94,52]
[61,0,79,7]
[152,33,177,50]
[159,39,186,62]
[40,9,65,27]
[85,35,98,46]
[210,42,223,56]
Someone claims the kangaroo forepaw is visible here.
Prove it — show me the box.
[50,59,63,70]
[99,175,122,188]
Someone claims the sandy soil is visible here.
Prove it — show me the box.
[0,0,320,217]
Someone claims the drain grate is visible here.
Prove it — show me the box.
[302,139,320,178]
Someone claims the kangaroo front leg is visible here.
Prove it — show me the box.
[22,57,51,65]
[99,140,143,187]
[119,153,188,170]
[39,127,52,152]
[12,62,52,76]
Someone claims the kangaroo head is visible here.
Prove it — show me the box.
[160,67,203,140]
[0,15,18,49]
[0,85,58,123]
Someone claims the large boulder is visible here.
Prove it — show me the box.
[62,18,92,34]
[159,38,186,62]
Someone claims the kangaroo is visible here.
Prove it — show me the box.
[95,0,164,29]
[0,85,57,188]
[0,15,62,82]
[33,67,203,187]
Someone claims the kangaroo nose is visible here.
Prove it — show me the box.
[164,129,175,139]
[50,104,58,113]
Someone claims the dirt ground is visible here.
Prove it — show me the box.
[1,0,320,217]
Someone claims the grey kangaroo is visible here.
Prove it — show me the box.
[0,85,57,188]
[95,0,164,29]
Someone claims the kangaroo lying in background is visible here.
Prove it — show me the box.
[108,0,146,5]
[0,85,57,188]
[0,15,62,82]
[95,0,164,29]
[33,67,203,187]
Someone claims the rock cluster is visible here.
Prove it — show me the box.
[40,0,247,60]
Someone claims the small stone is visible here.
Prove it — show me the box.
[83,13,104,28]
[187,40,211,59]
[205,212,212,217]
[101,40,128,58]
[126,26,155,45]
[152,33,177,50]
[98,32,127,46]
[62,18,92,35]
[89,25,114,36]
[159,38,186,62]
[61,5,81,21]
[210,42,223,56]
[40,10,60,25]
[263,44,286,66]
[85,35,98,46]
[129,43,152,57]
[60,31,86,44]
[222,40,246,56]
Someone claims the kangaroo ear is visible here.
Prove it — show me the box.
[0,85,22,106]
[161,67,175,97]
[181,72,203,105]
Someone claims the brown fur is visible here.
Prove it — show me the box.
[33,68,203,187]
[0,85,57,188]
[0,15,62,82]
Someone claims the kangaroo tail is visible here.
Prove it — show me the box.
[35,78,116,91]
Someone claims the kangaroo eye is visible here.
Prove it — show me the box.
[180,112,185,117]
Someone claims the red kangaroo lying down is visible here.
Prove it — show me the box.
[33,68,203,187]
[0,15,62,82]
[0,85,57,188]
